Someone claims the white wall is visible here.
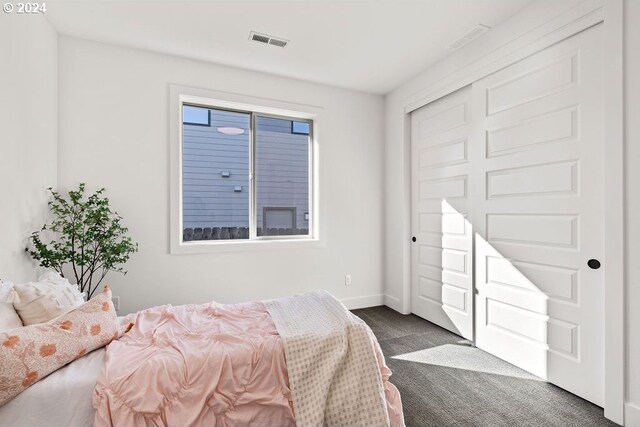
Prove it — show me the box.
[624,0,640,424]
[57,36,385,315]
[0,15,57,282]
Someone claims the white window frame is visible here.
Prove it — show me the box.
[170,85,322,254]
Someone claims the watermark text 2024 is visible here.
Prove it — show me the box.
[3,3,47,14]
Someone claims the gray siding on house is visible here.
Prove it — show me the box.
[182,108,310,237]
[255,116,309,232]
[182,108,250,228]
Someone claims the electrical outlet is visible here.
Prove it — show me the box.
[345,275,352,286]
[111,296,120,312]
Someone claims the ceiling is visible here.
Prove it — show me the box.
[45,0,534,94]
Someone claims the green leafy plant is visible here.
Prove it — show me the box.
[28,183,138,299]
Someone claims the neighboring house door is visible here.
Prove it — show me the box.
[410,24,605,406]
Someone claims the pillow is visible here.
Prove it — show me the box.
[0,304,22,333]
[0,286,121,406]
[0,280,16,302]
[0,281,22,333]
[12,272,85,325]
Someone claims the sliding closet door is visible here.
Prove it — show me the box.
[410,87,473,340]
[471,25,605,405]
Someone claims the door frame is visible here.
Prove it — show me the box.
[399,0,624,423]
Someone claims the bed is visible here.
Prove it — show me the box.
[0,290,404,427]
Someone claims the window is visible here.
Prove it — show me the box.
[263,207,296,230]
[182,105,210,126]
[292,121,310,135]
[255,116,309,237]
[180,102,313,243]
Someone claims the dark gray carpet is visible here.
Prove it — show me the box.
[352,306,617,427]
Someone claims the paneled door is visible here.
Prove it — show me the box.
[471,25,604,405]
[410,86,473,340]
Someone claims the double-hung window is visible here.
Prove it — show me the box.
[179,99,314,244]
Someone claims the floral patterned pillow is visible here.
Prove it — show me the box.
[0,286,121,406]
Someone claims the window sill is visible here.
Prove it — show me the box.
[170,238,323,254]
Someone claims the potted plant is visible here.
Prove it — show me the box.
[28,183,138,299]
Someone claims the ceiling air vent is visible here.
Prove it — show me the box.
[448,24,491,51]
[249,31,289,48]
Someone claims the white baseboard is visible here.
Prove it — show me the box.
[340,294,384,310]
[383,294,406,314]
[626,403,640,427]
[385,294,412,314]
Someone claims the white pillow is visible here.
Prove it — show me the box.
[0,280,16,302]
[12,272,85,325]
[0,281,22,332]
[0,303,22,332]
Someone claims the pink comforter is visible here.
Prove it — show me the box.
[93,301,403,427]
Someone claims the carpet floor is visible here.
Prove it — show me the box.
[352,306,617,427]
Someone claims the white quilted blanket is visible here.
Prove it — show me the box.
[265,290,390,427]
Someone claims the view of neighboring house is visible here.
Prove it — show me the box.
[182,105,310,240]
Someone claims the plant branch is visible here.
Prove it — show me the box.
[89,268,109,299]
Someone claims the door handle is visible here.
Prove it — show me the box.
[587,259,601,269]
[412,236,417,242]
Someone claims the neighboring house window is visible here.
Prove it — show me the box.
[182,105,210,126]
[263,207,296,233]
[181,103,313,242]
[291,121,310,135]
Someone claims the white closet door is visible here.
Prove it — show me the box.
[471,25,604,405]
[410,86,473,340]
